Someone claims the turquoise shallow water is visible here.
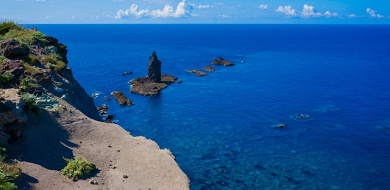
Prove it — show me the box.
[34,24,390,189]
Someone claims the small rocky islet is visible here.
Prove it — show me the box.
[130,52,177,96]
[187,57,234,77]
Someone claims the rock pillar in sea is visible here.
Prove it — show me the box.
[147,51,162,82]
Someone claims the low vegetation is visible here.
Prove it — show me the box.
[61,157,96,180]
[0,71,14,85]
[0,21,20,36]
[44,54,66,71]
[0,147,21,190]
[21,93,40,115]
[22,62,41,75]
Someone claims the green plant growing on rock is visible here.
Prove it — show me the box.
[28,54,40,65]
[61,157,96,180]
[0,56,5,65]
[22,62,41,75]
[21,93,40,115]
[0,147,21,190]
[0,71,14,84]
[0,21,20,36]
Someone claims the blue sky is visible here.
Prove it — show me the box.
[1,0,390,24]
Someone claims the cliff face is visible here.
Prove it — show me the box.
[1,24,189,189]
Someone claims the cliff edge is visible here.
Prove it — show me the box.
[0,22,189,189]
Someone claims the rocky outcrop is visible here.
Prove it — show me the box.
[148,52,162,82]
[212,57,234,66]
[187,69,207,76]
[130,75,177,96]
[1,59,25,77]
[112,91,134,106]
[203,65,215,72]
[0,38,28,58]
[0,89,27,146]
[131,52,177,96]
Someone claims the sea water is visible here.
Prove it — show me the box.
[34,24,390,189]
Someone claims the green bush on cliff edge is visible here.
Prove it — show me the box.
[61,157,96,180]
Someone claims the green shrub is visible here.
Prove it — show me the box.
[23,63,41,75]
[21,93,40,115]
[0,71,14,84]
[55,61,66,71]
[61,157,96,180]
[28,54,40,65]
[44,54,66,71]
[0,147,20,190]
[0,21,21,36]
[43,54,57,64]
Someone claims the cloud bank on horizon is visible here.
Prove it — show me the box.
[1,0,390,23]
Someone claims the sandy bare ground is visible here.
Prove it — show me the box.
[8,96,189,190]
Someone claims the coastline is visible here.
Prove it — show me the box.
[0,24,189,189]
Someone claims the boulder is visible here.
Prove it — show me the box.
[105,114,115,120]
[212,57,234,66]
[148,52,162,82]
[1,59,25,77]
[112,91,133,106]
[0,38,28,58]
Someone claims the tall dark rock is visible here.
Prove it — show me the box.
[147,52,161,82]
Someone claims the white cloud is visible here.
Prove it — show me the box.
[366,8,384,18]
[301,4,322,17]
[196,5,211,9]
[115,0,192,19]
[218,15,231,18]
[276,5,297,17]
[276,4,338,18]
[347,14,357,18]
[324,11,338,18]
[258,4,268,10]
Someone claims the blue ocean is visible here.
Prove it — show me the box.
[34,24,390,189]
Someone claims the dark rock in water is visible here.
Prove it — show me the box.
[0,38,28,58]
[112,91,133,106]
[121,72,133,76]
[97,105,109,112]
[1,59,25,77]
[148,52,161,82]
[187,69,207,76]
[177,80,182,83]
[277,124,287,128]
[212,57,234,66]
[105,114,115,120]
[131,75,177,96]
[203,65,215,72]
[104,96,110,101]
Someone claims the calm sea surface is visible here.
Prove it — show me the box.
[34,24,390,189]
